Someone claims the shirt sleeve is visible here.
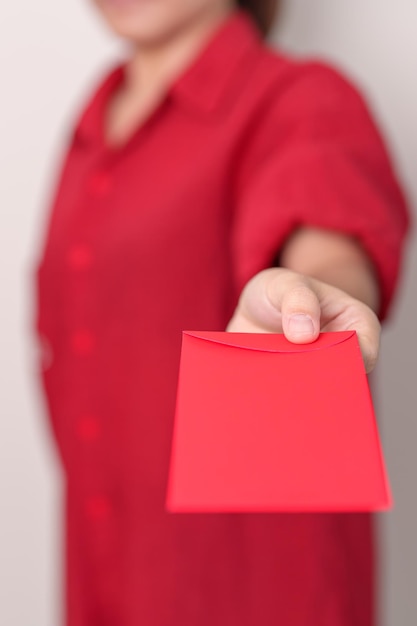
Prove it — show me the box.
[232,61,410,320]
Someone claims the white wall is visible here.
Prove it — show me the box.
[0,1,415,624]
[275,3,417,625]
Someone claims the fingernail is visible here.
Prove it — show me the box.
[288,314,314,337]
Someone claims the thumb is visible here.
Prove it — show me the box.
[267,272,321,344]
[229,268,322,342]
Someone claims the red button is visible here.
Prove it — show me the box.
[67,245,93,270]
[70,330,95,355]
[88,172,112,196]
[76,416,100,441]
[85,495,111,521]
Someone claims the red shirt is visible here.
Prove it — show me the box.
[36,10,408,626]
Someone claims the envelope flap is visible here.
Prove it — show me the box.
[183,330,356,353]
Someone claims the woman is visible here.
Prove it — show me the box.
[36,0,409,624]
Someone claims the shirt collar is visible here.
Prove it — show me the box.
[74,10,261,147]
[73,66,124,149]
[171,10,261,117]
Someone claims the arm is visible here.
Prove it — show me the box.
[227,227,381,373]
[279,227,380,312]
[228,65,409,368]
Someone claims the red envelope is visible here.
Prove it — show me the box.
[167,331,391,512]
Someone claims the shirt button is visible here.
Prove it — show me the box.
[76,416,100,441]
[86,495,111,521]
[70,330,95,355]
[67,245,93,270]
[88,171,112,196]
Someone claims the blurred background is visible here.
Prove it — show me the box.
[0,0,415,624]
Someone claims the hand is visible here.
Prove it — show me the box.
[227,268,381,373]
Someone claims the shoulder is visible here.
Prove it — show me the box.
[248,45,371,122]
[234,43,385,166]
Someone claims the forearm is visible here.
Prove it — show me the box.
[279,227,380,314]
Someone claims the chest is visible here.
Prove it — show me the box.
[45,113,240,272]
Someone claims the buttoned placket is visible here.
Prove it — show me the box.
[74,141,157,623]
[69,96,170,524]
[67,149,121,523]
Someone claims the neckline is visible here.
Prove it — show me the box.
[74,10,261,152]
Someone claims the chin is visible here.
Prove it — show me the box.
[103,16,166,43]
[94,0,194,45]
